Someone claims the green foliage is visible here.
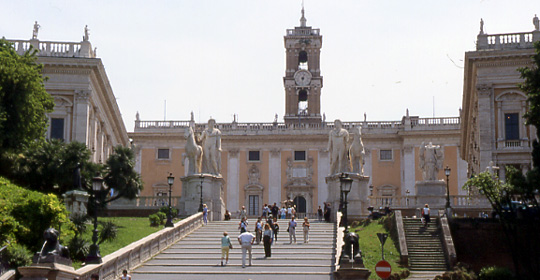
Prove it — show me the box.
[518,41,540,134]
[103,146,143,202]
[98,221,118,245]
[68,235,90,261]
[4,243,32,269]
[434,263,476,280]
[11,140,100,195]
[0,177,74,252]
[0,39,54,158]
[156,212,167,224]
[149,214,162,227]
[478,266,515,280]
[464,171,512,219]
[159,206,178,217]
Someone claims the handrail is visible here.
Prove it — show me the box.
[438,210,457,268]
[76,212,203,280]
[394,211,409,266]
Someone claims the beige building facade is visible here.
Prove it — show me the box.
[8,31,129,163]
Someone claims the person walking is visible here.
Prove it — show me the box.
[324,203,332,222]
[263,223,272,258]
[302,217,310,243]
[271,203,279,218]
[287,206,293,219]
[120,270,131,280]
[422,204,431,227]
[238,230,255,268]
[203,204,208,225]
[280,206,286,219]
[262,204,269,218]
[254,217,263,244]
[239,217,248,233]
[221,231,232,266]
[288,216,297,244]
[239,205,247,221]
[317,205,323,222]
[272,216,279,242]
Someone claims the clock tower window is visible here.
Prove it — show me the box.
[298,89,308,115]
[298,50,308,70]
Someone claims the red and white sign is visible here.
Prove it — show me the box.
[375,260,392,279]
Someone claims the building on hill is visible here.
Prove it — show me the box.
[128,9,474,217]
[461,16,540,181]
[7,25,129,163]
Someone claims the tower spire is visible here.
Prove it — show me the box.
[300,1,307,27]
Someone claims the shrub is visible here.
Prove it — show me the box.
[478,266,515,280]
[98,221,118,244]
[159,206,178,217]
[149,214,161,227]
[434,263,476,280]
[68,236,90,261]
[4,243,32,268]
[156,212,167,224]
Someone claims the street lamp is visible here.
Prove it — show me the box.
[339,173,353,230]
[165,173,175,227]
[198,174,204,212]
[444,166,451,212]
[86,176,104,264]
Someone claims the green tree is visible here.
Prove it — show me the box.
[103,145,143,203]
[0,39,54,166]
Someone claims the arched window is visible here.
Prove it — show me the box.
[298,51,308,70]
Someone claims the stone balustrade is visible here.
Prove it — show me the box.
[286,28,320,36]
[76,212,203,280]
[368,195,491,209]
[7,39,96,58]
[107,196,182,209]
[134,117,460,133]
[477,31,540,50]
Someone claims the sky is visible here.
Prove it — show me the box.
[1,0,539,132]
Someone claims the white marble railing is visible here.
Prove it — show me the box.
[477,31,539,50]
[134,117,460,132]
[107,196,182,209]
[286,28,320,36]
[7,39,95,58]
[76,212,203,280]
[368,195,492,208]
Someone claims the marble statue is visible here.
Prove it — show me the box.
[480,18,484,34]
[32,21,40,39]
[83,25,90,41]
[419,142,444,181]
[349,127,365,175]
[534,14,539,31]
[201,119,222,175]
[486,161,500,175]
[327,119,349,175]
[183,126,202,175]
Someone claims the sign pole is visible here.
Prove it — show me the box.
[377,233,388,260]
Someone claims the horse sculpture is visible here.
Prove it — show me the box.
[183,126,202,175]
[349,127,365,175]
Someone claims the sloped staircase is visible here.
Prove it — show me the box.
[132,219,336,280]
[403,218,448,271]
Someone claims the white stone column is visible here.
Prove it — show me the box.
[497,101,503,144]
[227,149,240,212]
[456,148,468,195]
[364,148,373,187]
[73,90,90,144]
[268,149,281,205]
[317,149,330,206]
[402,146,415,195]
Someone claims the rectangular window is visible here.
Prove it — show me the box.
[380,149,393,161]
[50,118,65,140]
[505,113,519,140]
[248,151,260,161]
[248,195,259,216]
[157,148,170,159]
[294,150,306,161]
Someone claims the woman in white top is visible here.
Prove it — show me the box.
[421,204,430,227]
[302,217,310,243]
[120,270,131,280]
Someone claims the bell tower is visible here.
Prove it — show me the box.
[283,7,323,124]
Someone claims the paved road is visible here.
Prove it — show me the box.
[133,218,336,280]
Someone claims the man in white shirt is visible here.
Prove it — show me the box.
[237,231,256,268]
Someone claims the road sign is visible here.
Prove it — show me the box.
[375,260,392,279]
[377,233,388,245]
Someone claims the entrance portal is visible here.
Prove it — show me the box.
[294,196,307,213]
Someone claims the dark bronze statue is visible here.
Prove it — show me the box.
[34,228,71,264]
[340,231,364,266]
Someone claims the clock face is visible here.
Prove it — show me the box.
[294,70,312,87]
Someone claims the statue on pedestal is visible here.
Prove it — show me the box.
[349,127,365,175]
[32,21,40,40]
[201,119,221,175]
[83,25,90,41]
[327,119,349,175]
[183,126,202,175]
[419,142,444,181]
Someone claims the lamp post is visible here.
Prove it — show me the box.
[165,173,175,227]
[198,174,204,212]
[444,166,451,214]
[339,173,353,231]
[86,176,104,264]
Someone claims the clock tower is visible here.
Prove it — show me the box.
[283,7,323,124]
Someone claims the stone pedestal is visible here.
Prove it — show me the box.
[18,262,78,280]
[62,190,89,218]
[180,173,225,221]
[415,180,447,207]
[326,173,370,221]
[334,267,372,280]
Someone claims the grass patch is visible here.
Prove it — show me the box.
[73,216,166,269]
[350,218,407,280]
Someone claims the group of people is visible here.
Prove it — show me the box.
[220,209,312,268]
